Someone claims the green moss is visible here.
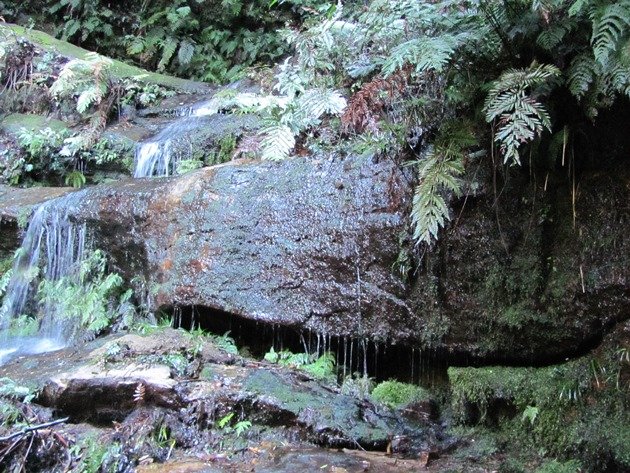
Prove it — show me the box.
[448,350,630,470]
[1,24,206,92]
[371,380,429,408]
[0,113,68,134]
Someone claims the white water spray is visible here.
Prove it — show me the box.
[133,97,223,178]
[0,193,87,364]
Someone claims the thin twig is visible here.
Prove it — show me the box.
[0,417,69,443]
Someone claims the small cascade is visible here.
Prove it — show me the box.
[0,193,87,364]
[133,97,222,178]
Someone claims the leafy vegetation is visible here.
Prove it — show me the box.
[214,0,630,248]
[37,249,134,341]
[448,344,630,470]
[264,347,336,380]
[1,126,132,186]
[371,380,430,408]
[6,0,334,84]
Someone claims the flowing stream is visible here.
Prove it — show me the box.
[0,192,87,364]
[133,96,223,177]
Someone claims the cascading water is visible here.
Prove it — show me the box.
[133,96,223,178]
[0,192,87,364]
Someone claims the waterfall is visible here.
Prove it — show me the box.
[133,97,223,178]
[0,192,87,364]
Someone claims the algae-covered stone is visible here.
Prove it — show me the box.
[243,369,395,448]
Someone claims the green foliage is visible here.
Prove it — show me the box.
[3,126,132,186]
[521,405,539,425]
[70,434,120,473]
[484,65,559,165]
[264,347,336,380]
[37,249,132,340]
[120,79,175,108]
[216,412,252,437]
[0,377,35,403]
[23,0,328,83]
[50,52,113,115]
[210,331,239,355]
[161,352,189,376]
[64,170,87,188]
[0,256,14,301]
[3,314,39,338]
[237,84,347,160]
[175,159,203,175]
[131,316,173,335]
[340,373,374,399]
[535,459,582,473]
[371,380,429,408]
[408,121,475,245]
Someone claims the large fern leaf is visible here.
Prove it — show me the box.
[157,37,178,71]
[177,40,195,65]
[410,148,465,245]
[294,89,347,126]
[484,65,559,165]
[591,2,630,66]
[567,53,598,98]
[381,34,460,77]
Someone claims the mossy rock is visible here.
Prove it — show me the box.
[0,113,68,134]
[1,24,209,93]
[448,337,630,471]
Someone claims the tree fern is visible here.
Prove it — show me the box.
[484,64,559,165]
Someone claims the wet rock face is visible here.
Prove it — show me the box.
[25,331,442,455]
[1,156,628,362]
[409,162,630,363]
[70,154,414,341]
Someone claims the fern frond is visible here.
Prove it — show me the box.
[76,88,101,113]
[568,0,590,17]
[157,37,178,71]
[591,2,630,65]
[126,36,146,55]
[177,40,195,65]
[381,35,460,77]
[411,148,465,246]
[567,53,598,98]
[259,124,295,161]
[608,62,630,97]
[537,19,577,51]
[484,65,559,165]
[294,89,347,126]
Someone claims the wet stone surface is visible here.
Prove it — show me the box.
[0,329,451,472]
